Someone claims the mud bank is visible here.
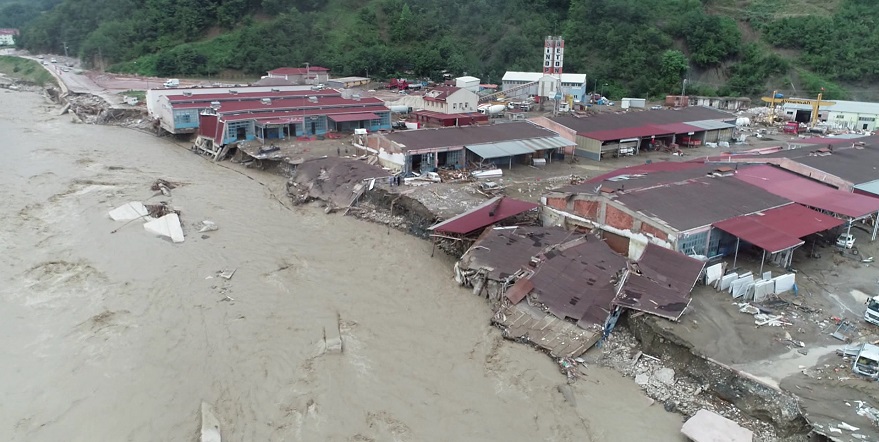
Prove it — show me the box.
[626,315,812,439]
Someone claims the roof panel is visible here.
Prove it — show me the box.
[685,119,736,130]
[466,142,533,158]
[428,197,538,235]
[714,216,804,253]
[551,107,736,136]
[385,121,562,151]
[735,164,879,218]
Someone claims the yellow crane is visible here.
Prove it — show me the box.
[760,90,835,127]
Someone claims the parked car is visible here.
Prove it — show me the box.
[50,58,57,63]
[837,233,856,249]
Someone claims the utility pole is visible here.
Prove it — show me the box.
[681,78,688,96]
[63,41,68,58]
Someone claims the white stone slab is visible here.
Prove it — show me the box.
[108,201,148,221]
[143,213,184,243]
[719,273,738,292]
[774,273,796,294]
[682,409,753,442]
[705,263,723,286]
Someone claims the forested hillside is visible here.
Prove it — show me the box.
[11,0,879,100]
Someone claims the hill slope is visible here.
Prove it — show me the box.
[13,0,879,100]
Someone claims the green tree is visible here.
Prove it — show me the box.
[659,49,688,93]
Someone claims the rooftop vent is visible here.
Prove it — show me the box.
[307,96,318,103]
[210,101,221,110]
[228,90,238,95]
[352,94,361,101]
[271,88,280,92]
[183,91,192,97]
[708,166,735,177]
[261,98,272,105]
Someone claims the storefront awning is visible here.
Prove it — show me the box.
[327,112,380,123]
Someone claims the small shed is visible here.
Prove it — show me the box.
[455,76,481,93]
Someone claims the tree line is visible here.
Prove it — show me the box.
[13,0,879,99]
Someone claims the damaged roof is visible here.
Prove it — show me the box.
[528,237,628,328]
[459,226,583,280]
[613,243,705,321]
[429,196,538,235]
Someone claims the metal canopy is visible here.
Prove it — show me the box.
[466,136,572,159]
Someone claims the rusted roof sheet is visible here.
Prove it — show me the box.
[429,197,537,235]
[505,278,534,304]
[613,243,705,321]
[529,237,627,328]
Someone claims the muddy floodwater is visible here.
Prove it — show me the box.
[0,90,687,441]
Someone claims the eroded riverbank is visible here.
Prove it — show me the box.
[0,88,689,441]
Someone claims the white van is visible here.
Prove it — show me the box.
[163,79,180,88]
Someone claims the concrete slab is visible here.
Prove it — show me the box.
[323,316,342,354]
[681,409,753,442]
[200,401,222,442]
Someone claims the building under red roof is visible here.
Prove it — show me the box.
[735,165,879,219]
[428,196,538,235]
[166,89,338,104]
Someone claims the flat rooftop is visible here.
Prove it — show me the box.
[549,107,735,136]
[383,121,565,151]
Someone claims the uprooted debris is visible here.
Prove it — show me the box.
[108,201,149,221]
[151,179,181,197]
[286,157,389,209]
[597,328,781,441]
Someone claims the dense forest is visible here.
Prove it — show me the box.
[7,0,879,99]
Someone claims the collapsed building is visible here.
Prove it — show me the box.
[455,226,704,357]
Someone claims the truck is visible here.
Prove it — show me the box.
[782,122,801,134]
[163,78,180,88]
[866,295,879,326]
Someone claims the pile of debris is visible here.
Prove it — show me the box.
[597,329,781,441]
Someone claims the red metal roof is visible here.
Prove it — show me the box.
[268,66,329,75]
[413,110,485,120]
[198,113,218,139]
[582,122,704,142]
[429,197,538,235]
[327,112,380,123]
[256,117,302,125]
[651,122,701,134]
[586,162,705,183]
[219,106,391,123]
[714,203,843,253]
[173,96,384,112]
[166,90,338,103]
[735,165,879,218]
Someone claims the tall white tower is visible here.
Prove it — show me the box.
[543,36,564,75]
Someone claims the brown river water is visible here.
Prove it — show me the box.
[0,89,687,441]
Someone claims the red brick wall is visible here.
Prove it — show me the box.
[640,222,668,241]
[605,205,634,230]
[572,199,600,219]
[545,196,568,210]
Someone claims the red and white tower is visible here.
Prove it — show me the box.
[543,36,564,75]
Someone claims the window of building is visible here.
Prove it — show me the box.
[678,231,708,256]
[858,116,876,122]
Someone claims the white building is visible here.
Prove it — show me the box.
[501,71,588,102]
[414,86,479,114]
[455,76,480,93]
[783,100,879,131]
[265,66,330,85]
[0,29,18,46]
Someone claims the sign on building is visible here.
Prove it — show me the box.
[543,36,564,75]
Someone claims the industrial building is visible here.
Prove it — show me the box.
[193,94,391,155]
[326,76,371,89]
[782,100,879,131]
[717,135,879,199]
[356,121,574,174]
[265,66,330,85]
[455,76,480,93]
[541,162,879,270]
[531,107,737,161]
[664,95,751,111]
[501,72,588,103]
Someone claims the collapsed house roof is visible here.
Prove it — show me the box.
[428,196,538,235]
[461,226,705,326]
[528,236,628,329]
[612,243,705,321]
[459,226,580,280]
